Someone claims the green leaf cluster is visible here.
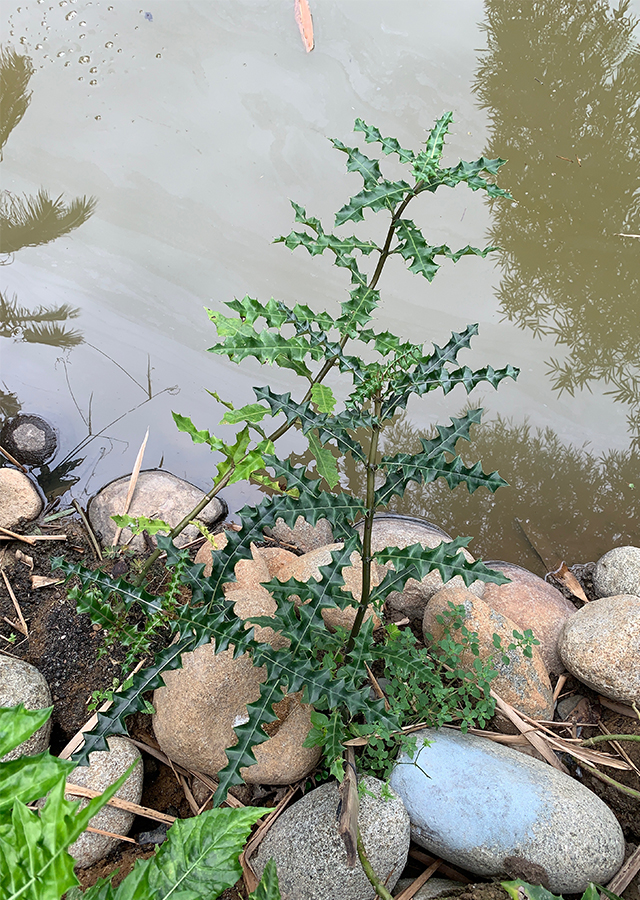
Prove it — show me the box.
[59,114,518,802]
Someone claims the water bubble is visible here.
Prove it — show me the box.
[64,60,70,66]
[35,43,43,49]
[78,76,83,80]
[79,20,86,25]
[95,115,101,120]
[156,53,161,58]
[59,1,67,5]
[19,36,27,44]
[117,47,122,52]
[89,66,97,72]
[65,9,76,18]
[105,41,113,47]
[79,33,85,38]
[108,5,113,9]
[57,50,65,56]
[78,54,90,63]
[89,79,97,85]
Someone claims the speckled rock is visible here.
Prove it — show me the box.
[252,776,409,900]
[0,414,57,467]
[389,728,624,893]
[88,469,227,550]
[152,643,319,784]
[264,515,334,552]
[423,587,554,722]
[393,878,458,899]
[355,515,484,621]
[558,594,640,703]
[594,546,640,599]
[0,657,51,760]
[0,468,43,529]
[66,737,143,868]
[481,561,577,675]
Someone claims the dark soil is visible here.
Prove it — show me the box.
[1,516,638,898]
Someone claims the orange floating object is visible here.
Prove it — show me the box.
[294,0,314,52]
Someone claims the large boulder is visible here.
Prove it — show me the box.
[152,643,319,785]
[0,468,43,529]
[0,414,57,467]
[66,737,143,868]
[481,561,577,675]
[252,776,410,900]
[355,515,484,621]
[0,657,51,760]
[558,594,640,703]
[88,469,227,550]
[594,546,640,599]
[423,586,554,723]
[389,728,624,893]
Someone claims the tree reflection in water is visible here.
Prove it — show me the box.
[474,0,640,444]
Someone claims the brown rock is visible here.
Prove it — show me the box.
[481,561,577,674]
[152,643,319,782]
[264,515,334,552]
[0,468,43,529]
[423,586,554,722]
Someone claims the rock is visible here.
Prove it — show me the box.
[252,776,409,900]
[264,515,334,552]
[194,534,299,580]
[0,657,52,761]
[423,586,554,722]
[481,561,577,675]
[594,546,640,599]
[389,728,624,893]
[66,737,143,868]
[0,468,43,529]
[558,594,640,703]
[355,515,484,621]
[393,878,458,899]
[88,470,227,550]
[0,414,57,467]
[152,643,320,784]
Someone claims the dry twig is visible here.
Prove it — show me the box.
[113,428,149,546]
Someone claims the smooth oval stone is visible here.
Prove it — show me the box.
[0,657,52,761]
[594,546,640,598]
[389,728,624,894]
[558,594,640,703]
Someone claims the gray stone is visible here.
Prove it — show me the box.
[423,587,554,723]
[355,515,484,621]
[66,737,143,868]
[0,414,57,467]
[88,469,227,550]
[594,546,640,599]
[152,642,320,785]
[0,657,52,760]
[393,878,458,899]
[481,561,577,675]
[558,594,640,703]
[0,468,43,529]
[264,515,334,552]
[252,776,410,900]
[389,728,624,894]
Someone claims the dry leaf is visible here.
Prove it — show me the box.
[15,550,34,570]
[31,575,65,589]
[294,0,314,52]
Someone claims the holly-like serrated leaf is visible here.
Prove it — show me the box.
[337,281,381,334]
[307,430,340,489]
[172,413,225,452]
[393,218,498,282]
[335,180,412,227]
[413,111,454,181]
[352,119,415,163]
[331,138,382,188]
[303,710,346,780]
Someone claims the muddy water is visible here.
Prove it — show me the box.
[1,0,639,571]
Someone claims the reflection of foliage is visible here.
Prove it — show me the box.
[0,189,96,255]
[0,387,20,420]
[0,45,33,156]
[0,291,82,348]
[355,410,640,571]
[474,0,640,445]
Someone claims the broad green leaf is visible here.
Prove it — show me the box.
[249,859,282,900]
[111,514,172,536]
[0,752,75,815]
[307,430,340,489]
[221,403,270,425]
[502,881,561,900]
[172,413,225,452]
[335,180,411,227]
[0,704,52,759]
[310,383,336,413]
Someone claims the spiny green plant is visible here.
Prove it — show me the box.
[502,879,623,900]
[55,112,518,805]
[0,704,281,900]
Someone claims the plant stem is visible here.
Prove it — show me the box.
[345,396,382,655]
[357,828,394,900]
[580,763,640,799]
[581,734,640,747]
